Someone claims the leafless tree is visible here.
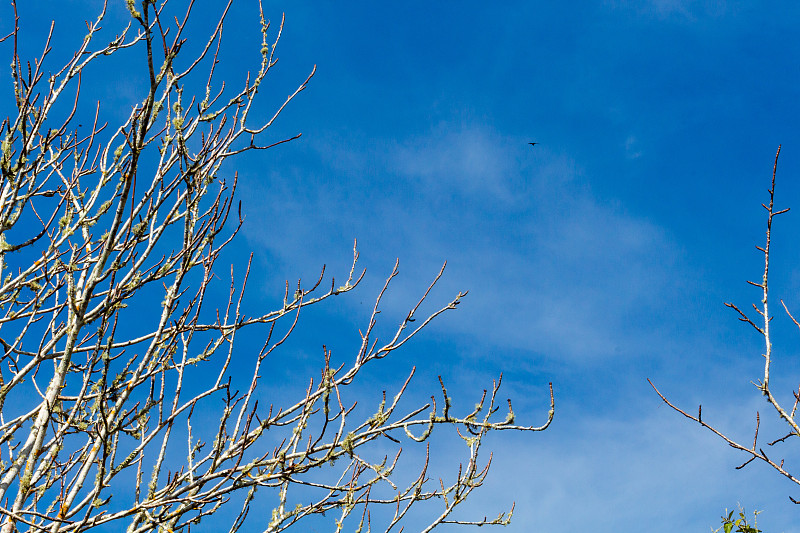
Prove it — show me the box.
[650,145,800,504]
[0,1,554,531]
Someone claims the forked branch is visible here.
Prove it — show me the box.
[0,2,553,531]
[650,145,800,503]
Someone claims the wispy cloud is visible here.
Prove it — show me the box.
[242,123,685,363]
[464,399,794,532]
[389,126,521,202]
[625,135,643,159]
[603,0,731,22]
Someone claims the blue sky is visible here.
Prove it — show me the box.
[9,1,800,531]
[243,3,800,529]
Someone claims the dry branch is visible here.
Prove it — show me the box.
[650,145,800,503]
[0,2,553,531]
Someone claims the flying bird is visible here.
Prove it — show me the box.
[528,142,537,146]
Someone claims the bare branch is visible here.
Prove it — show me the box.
[650,145,800,505]
[0,2,553,532]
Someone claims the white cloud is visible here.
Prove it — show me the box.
[625,135,643,159]
[234,120,797,533]
[241,123,686,363]
[389,126,521,201]
[603,0,735,22]
[468,399,797,532]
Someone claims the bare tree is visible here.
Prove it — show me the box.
[0,1,554,531]
[649,145,800,505]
